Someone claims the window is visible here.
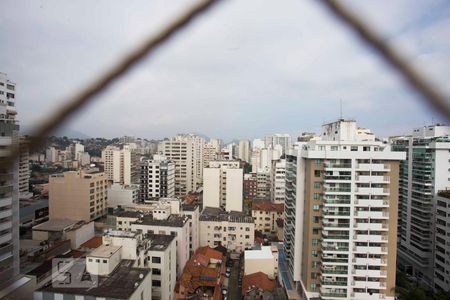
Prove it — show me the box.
[314,170,321,177]
[331,146,338,151]
[152,268,161,275]
[314,182,321,189]
[312,239,319,247]
[152,280,161,287]
[314,159,321,166]
[313,205,320,211]
[103,260,107,263]
[152,257,161,264]
[313,193,320,200]
[351,146,358,151]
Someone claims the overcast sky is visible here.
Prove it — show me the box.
[1,0,449,141]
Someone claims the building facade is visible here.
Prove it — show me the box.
[160,134,204,197]
[0,72,20,286]
[392,125,450,290]
[271,159,286,204]
[203,160,243,212]
[199,207,254,252]
[102,144,139,185]
[239,139,251,163]
[284,120,404,300]
[140,155,175,200]
[49,170,108,222]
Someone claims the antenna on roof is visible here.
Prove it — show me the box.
[339,99,343,120]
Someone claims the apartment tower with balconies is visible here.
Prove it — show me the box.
[284,119,404,300]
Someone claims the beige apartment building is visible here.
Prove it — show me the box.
[49,170,108,222]
[284,119,405,300]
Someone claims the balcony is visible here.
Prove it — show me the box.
[354,211,389,218]
[352,269,387,277]
[323,198,351,205]
[321,279,348,286]
[354,199,388,207]
[351,280,386,289]
[0,210,12,219]
[324,187,351,194]
[353,234,388,243]
[353,246,388,254]
[352,257,387,265]
[0,197,12,208]
[355,175,390,183]
[321,266,348,275]
[324,163,352,169]
[324,175,352,181]
[320,290,347,298]
[355,187,389,195]
[322,222,350,229]
[353,222,388,231]
[356,163,390,172]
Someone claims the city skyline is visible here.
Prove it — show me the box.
[1,0,449,140]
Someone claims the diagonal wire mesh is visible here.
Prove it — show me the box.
[4,0,450,169]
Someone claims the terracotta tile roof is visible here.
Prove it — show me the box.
[242,272,276,295]
[196,246,223,261]
[252,201,284,213]
[186,253,209,267]
[80,236,102,249]
[178,265,219,293]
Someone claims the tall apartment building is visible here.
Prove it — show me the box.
[0,72,20,286]
[391,125,450,289]
[256,169,271,199]
[182,203,200,255]
[271,159,286,204]
[265,133,291,155]
[45,146,57,163]
[203,160,243,212]
[239,139,251,163]
[203,139,221,168]
[160,134,204,197]
[49,170,108,222]
[244,173,258,200]
[434,191,450,292]
[284,119,404,300]
[19,136,32,199]
[102,144,139,185]
[140,155,175,201]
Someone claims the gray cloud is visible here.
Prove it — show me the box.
[1,0,449,141]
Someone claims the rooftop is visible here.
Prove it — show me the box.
[79,236,103,249]
[242,272,276,295]
[116,211,143,218]
[252,201,284,213]
[147,234,175,251]
[182,203,199,211]
[245,246,274,260]
[40,260,149,299]
[196,246,223,261]
[200,207,254,223]
[32,219,84,232]
[88,245,121,258]
[133,214,188,228]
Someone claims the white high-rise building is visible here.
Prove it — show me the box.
[238,139,251,163]
[284,119,404,300]
[0,72,20,287]
[391,124,450,290]
[271,159,286,204]
[45,146,57,163]
[203,139,221,168]
[102,144,139,185]
[265,133,291,155]
[19,137,32,199]
[160,134,204,196]
[140,155,175,201]
[203,161,243,212]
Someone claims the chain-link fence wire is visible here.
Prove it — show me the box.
[4,0,450,170]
